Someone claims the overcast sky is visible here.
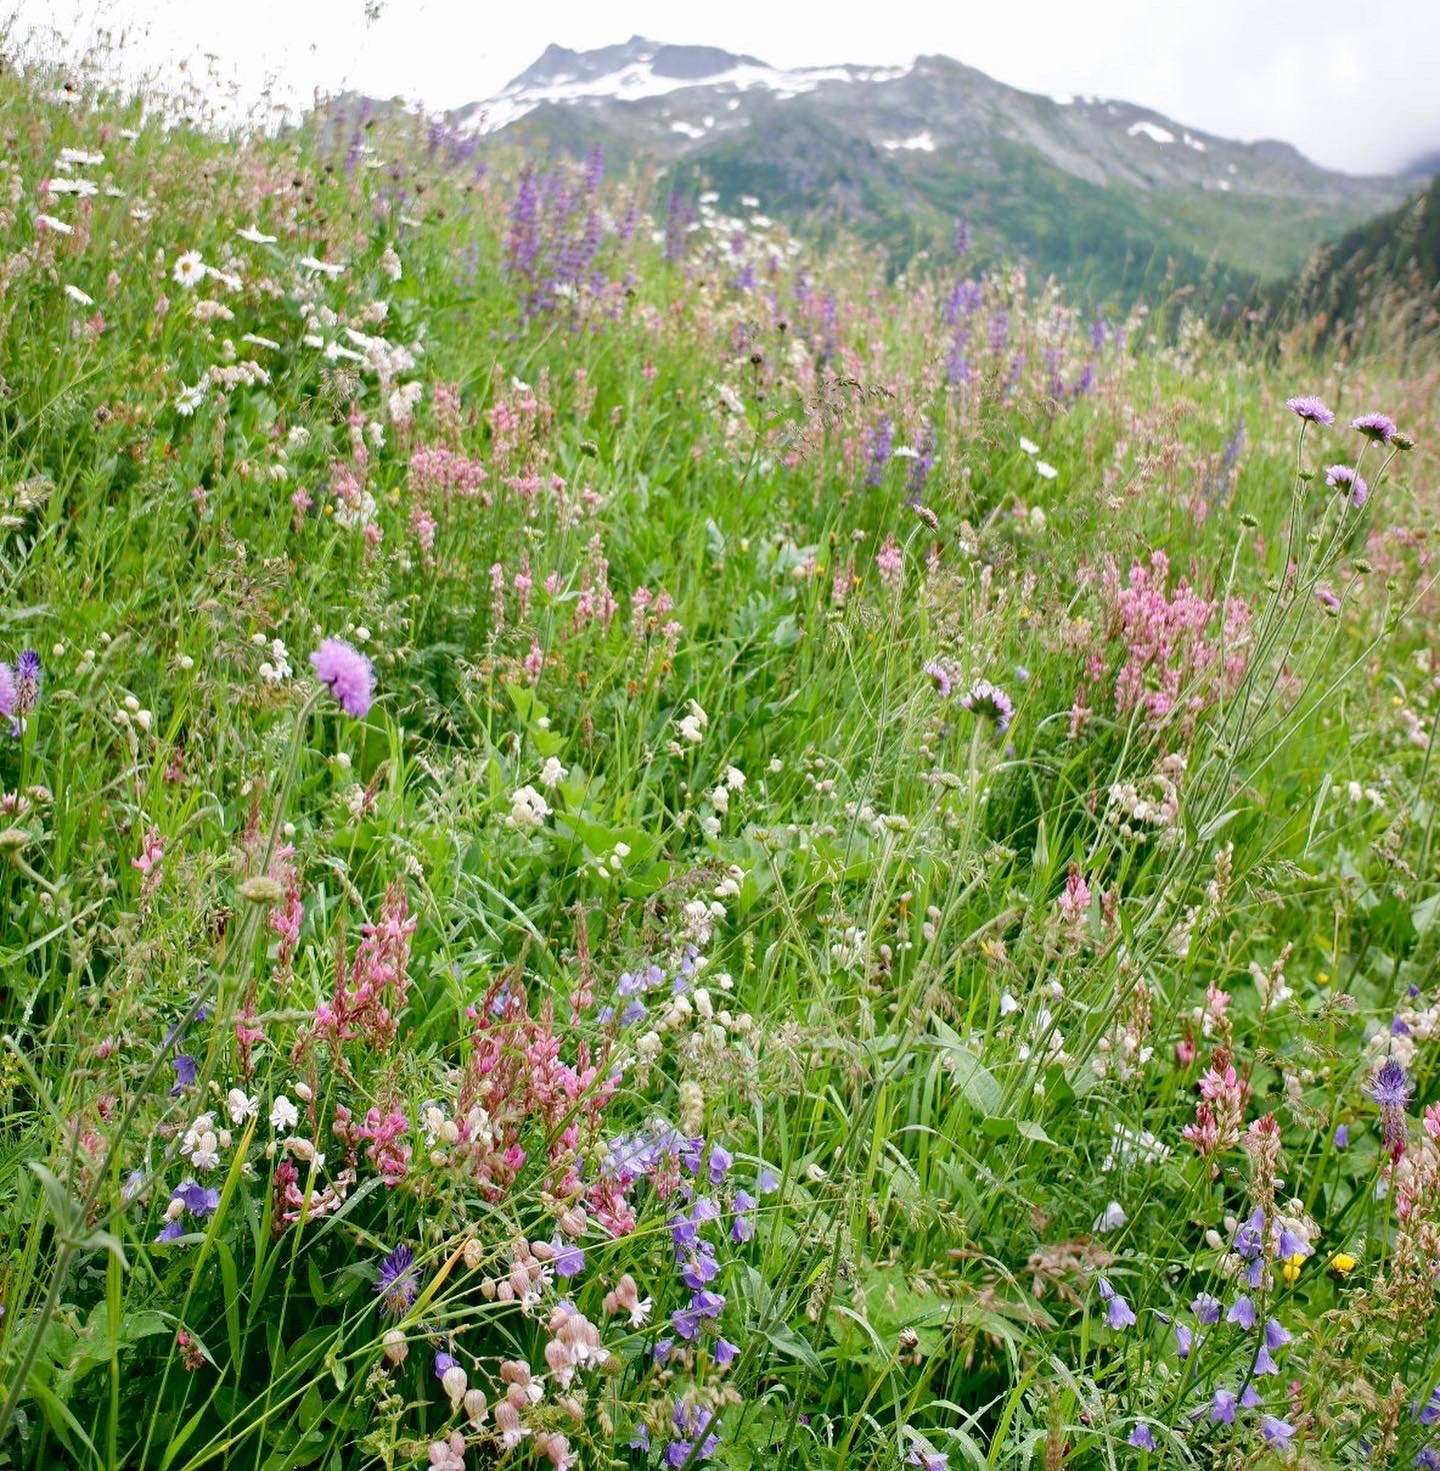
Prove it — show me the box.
[14,0,1440,174]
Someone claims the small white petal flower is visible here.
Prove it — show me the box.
[270,1095,299,1131]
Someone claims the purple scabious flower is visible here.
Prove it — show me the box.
[0,663,15,723]
[1260,1415,1295,1446]
[1286,395,1335,425]
[1128,1423,1156,1451]
[375,1244,418,1319]
[552,1240,586,1279]
[1324,463,1369,508]
[1351,412,1397,443]
[960,678,1013,735]
[925,661,952,697]
[310,637,374,718]
[1315,587,1341,614]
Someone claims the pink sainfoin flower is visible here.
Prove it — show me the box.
[310,637,374,718]
[132,827,165,899]
[1183,1047,1248,1178]
[1057,867,1091,928]
[269,845,303,992]
[875,532,903,591]
[307,880,416,1055]
[1100,551,1250,729]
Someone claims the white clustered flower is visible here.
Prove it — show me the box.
[508,785,550,831]
[539,757,567,789]
[182,1113,221,1171]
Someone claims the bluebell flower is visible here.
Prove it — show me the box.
[1227,1295,1256,1330]
[1128,1423,1156,1451]
[1260,1415,1295,1446]
[171,1054,198,1091]
[1191,1293,1221,1324]
[552,1240,586,1279]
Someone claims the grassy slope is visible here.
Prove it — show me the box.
[0,63,1438,1471]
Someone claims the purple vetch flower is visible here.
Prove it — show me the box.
[1128,1423,1156,1451]
[960,678,1013,735]
[1191,1293,1221,1325]
[376,1244,418,1318]
[1285,395,1335,425]
[1260,1415,1295,1446]
[1351,412,1397,443]
[1226,1295,1256,1330]
[310,637,374,718]
[1097,1278,1136,1330]
[1324,464,1369,508]
[925,661,952,697]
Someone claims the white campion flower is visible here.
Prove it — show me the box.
[724,766,745,790]
[172,251,205,288]
[226,1088,259,1124]
[269,1095,299,1131]
[710,786,729,815]
[508,785,550,831]
[63,284,94,306]
[539,757,567,789]
[35,213,74,235]
[183,1113,221,1170]
[1019,437,1040,455]
[677,699,708,744]
[299,254,345,278]
[235,224,277,244]
[1036,460,1058,480]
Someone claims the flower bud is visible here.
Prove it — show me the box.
[382,1329,408,1365]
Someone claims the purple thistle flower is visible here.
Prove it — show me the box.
[1368,1058,1411,1157]
[960,678,1013,735]
[1226,1295,1256,1330]
[1209,1389,1237,1424]
[14,650,40,718]
[1286,395,1335,425]
[1351,412,1397,443]
[1324,464,1369,508]
[1260,1415,1295,1446]
[1128,1423,1156,1451]
[376,1245,418,1319]
[1191,1293,1221,1325]
[310,637,374,718]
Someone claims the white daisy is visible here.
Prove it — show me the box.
[35,213,74,235]
[172,251,205,288]
[175,382,206,416]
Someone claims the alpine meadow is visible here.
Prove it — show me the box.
[3,24,1440,1471]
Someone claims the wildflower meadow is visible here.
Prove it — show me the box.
[2,46,1440,1471]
